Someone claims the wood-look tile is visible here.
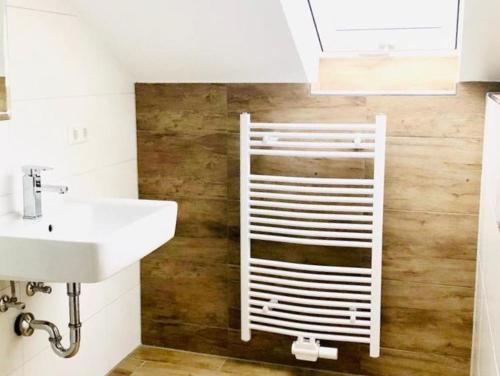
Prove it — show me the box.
[220,358,351,376]
[131,346,226,370]
[382,136,482,214]
[137,111,228,135]
[226,84,368,133]
[382,255,476,287]
[116,346,360,376]
[114,346,470,376]
[151,236,227,265]
[129,361,224,376]
[138,130,227,199]
[141,259,228,327]
[0,77,6,115]
[108,357,144,376]
[136,83,227,133]
[366,82,500,139]
[136,84,227,113]
[382,280,474,312]
[136,83,486,373]
[141,322,229,357]
[380,210,477,286]
[226,133,241,200]
[381,307,472,358]
[226,201,240,266]
[226,330,363,375]
[226,264,240,330]
[383,210,477,260]
[148,197,227,239]
[360,347,469,376]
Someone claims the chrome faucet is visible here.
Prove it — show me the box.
[22,165,68,219]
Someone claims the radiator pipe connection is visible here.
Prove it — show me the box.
[15,283,81,358]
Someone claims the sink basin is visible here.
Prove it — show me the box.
[0,197,177,283]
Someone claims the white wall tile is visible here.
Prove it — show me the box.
[6,367,23,376]
[23,309,109,376]
[66,159,138,200]
[0,284,24,376]
[0,193,15,217]
[477,296,499,376]
[0,1,139,375]
[20,282,69,362]
[7,0,77,15]
[103,286,141,372]
[79,262,139,322]
[472,267,483,376]
[7,6,133,101]
[1,94,136,200]
[475,96,500,376]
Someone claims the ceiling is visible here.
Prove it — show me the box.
[72,0,311,83]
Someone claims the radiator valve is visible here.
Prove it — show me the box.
[291,337,338,362]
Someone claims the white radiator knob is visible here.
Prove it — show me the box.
[291,338,338,362]
[318,346,338,360]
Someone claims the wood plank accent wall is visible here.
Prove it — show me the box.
[136,83,500,376]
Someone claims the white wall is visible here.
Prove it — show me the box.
[71,0,309,83]
[459,0,500,82]
[472,94,500,375]
[0,0,5,76]
[0,1,139,375]
[280,0,320,83]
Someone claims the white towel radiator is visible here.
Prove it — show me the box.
[239,113,386,361]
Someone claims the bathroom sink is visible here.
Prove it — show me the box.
[0,198,177,283]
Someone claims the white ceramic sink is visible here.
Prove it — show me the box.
[0,198,177,283]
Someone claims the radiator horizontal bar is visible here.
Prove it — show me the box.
[249,191,374,204]
[250,141,375,149]
[250,233,373,248]
[250,200,373,213]
[249,123,377,131]
[250,258,372,275]
[249,299,371,318]
[249,266,372,283]
[249,217,373,231]
[249,324,370,343]
[250,149,375,158]
[250,183,373,195]
[249,275,372,292]
[250,283,371,301]
[249,208,373,222]
[249,225,373,240]
[249,307,370,326]
[250,315,371,335]
[249,175,374,185]
[249,291,371,309]
[250,132,376,140]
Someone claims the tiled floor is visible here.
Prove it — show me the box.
[109,346,350,376]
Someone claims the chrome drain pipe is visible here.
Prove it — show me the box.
[15,283,81,358]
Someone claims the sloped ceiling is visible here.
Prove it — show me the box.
[72,0,310,83]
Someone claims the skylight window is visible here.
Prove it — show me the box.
[309,0,461,95]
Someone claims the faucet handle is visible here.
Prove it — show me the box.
[22,165,53,176]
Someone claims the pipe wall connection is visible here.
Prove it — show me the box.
[15,283,81,358]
